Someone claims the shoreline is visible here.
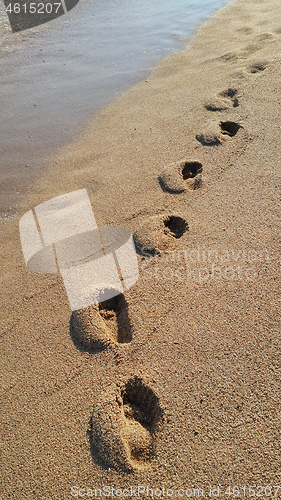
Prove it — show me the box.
[1,0,281,497]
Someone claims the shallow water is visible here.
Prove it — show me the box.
[0,0,230,218]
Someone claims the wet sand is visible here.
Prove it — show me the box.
[1,0,281,498]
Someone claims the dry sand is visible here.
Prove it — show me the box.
[1,0,281,497]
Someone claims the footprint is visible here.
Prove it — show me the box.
[237,26,253,35]
[205,88,239,111]
[218,51,239,62]
[255,32,274,42]
[159,160,203,194]
[248,60,268,73]
[196,120,241,146]
[242,43,263,56]
[89,378,163,472]
[133,213,188,256]
[69,293,132,352]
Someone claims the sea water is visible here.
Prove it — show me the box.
[0,0,230,217]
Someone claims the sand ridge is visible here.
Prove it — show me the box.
[1,0,281,497]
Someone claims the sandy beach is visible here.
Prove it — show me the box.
[1,0,281,497]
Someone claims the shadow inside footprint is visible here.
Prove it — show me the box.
[164,215,188,239]
[220,88,237,99]
[69,293,132,353]
[99,294,132,344]
[182,161,202,180]
[220,121,241,137]
[121,377,163,467]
